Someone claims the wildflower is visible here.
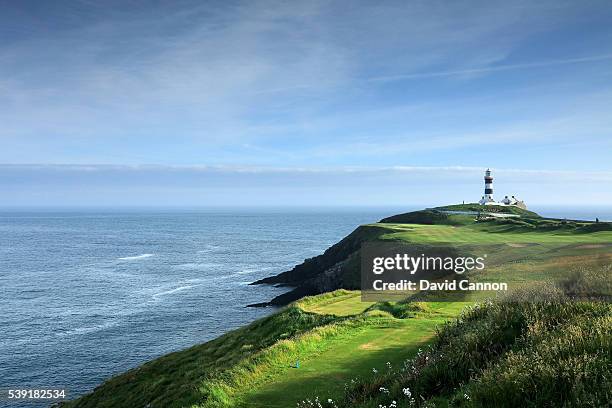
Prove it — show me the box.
[379,386,389,394]
[403,387,412,398]
[372,368,378,373]
[464,393,470,400]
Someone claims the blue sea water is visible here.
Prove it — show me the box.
[0,208,399,407]
[530,205,612,222]
[0,206,610,407]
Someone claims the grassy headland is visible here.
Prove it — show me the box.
[252,205,612,306]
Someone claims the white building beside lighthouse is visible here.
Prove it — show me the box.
[478,169,527,209]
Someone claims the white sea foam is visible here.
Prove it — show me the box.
[237,268,257,275]
[172,262,222,270]
[197,244,223,253]
[57,321,118,337]
[235,265,276,275]
[152,284,199,298]
[118,253,154,261]
[237,268,263,275]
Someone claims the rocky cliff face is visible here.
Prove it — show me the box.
[248,209,456,307]
[248,225,383,306]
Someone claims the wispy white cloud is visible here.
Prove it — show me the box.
[2,163,611,181]
[1,0,605,155]
[368,54,612,82]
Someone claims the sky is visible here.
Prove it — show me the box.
[1,0,612,207]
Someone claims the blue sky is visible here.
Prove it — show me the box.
[1,0,612,206]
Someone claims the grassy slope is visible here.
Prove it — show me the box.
[60,291,467,408]
[59,308,338,408]
[328,300,612,408]
[240,315,436,407]
[240,297,468,407]
[64,286,611,408]
[62,207,611,408]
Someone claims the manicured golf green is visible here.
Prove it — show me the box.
[298,291,374,316]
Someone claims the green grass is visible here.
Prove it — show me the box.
[375,206,611,246]
[375,223,612,244]
[61,290,468,408]
[297,290,374,316]
[63,275,611,408]
[435,203,540,217]
[239,299,467,408]
[61,207,611,408]
[326,299,612,408]
[59,307,339,408]
[240,317,437,407]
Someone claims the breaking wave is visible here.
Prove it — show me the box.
[118,253,154,261]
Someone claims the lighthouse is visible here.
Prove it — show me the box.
[478,169,495,205]
[475,169,528,208]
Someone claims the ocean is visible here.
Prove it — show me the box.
[0,208,399,407]
[0,206,610,407]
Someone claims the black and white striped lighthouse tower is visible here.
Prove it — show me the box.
[479,168,495,204]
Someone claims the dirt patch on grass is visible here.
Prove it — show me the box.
[506,243,528,248]
[359,342,381,350]
[576,244,606,249]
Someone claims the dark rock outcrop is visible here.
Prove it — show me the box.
[248,226,383,306]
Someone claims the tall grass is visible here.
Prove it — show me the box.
[320,298,611,408]
[199,313,399,407]
[60,307,339,408]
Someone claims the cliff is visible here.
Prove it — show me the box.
[249,205,610,306]
[248,208,474,306]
